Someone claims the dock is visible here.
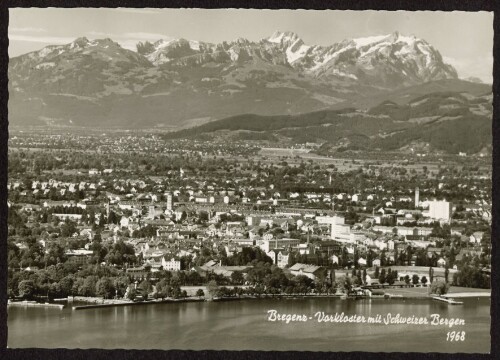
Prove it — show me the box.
[8,301,64,309]
[72,298,204,310]
[432,296,463,305]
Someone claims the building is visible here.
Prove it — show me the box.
[232,238,255,247]
[161,257,181,271]
[415,187,420,208]
[267,249,290,268]
[317,215,349,240]
[289,263,325,281]
[166,193,173,211]
[246,216,262,226]
[126,266,148,280]
[65,249,93,265]
[427,200,452,223]
[258,238,300,253]
[53,213,83,221]
[470,232,484,244]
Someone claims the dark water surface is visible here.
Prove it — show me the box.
[7,297,490,352]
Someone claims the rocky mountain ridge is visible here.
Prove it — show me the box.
[8,31,483,129]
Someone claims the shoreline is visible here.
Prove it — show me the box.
[70,291,490,310]
[9,290,490,312]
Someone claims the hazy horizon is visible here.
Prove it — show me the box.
[9,8,493,83]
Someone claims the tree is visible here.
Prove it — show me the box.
[207,280,219,299]
[114,276,130,297]
[421,276,428,286]
[430,280,450,296]
[356,270,362,285]
[404,275,410,285]
[59,276,74,297]
[231,271,244,285]
[196,289,205,297]
[412,274,419,285]
[330,268,336,284]
[386,271,396,285]
[127,288,136,301]
[379,268,386,284]
[81,276,98,297]
[295,275,313,294]
[429,266,434,284]
[18,280,35,299]
[138,280,152,299]
[374,266,380,278]
[95,277,115,299]
[155,279,169,299]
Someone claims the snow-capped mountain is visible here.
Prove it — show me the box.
[130,30,457,86]
[265,31,457,86]
[8,31,478,129]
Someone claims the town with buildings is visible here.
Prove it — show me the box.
[6,130,491,303]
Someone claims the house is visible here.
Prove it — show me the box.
[126,266,148,280]
[232,238,254,247]
[267,249,290,269]
[437,258,447,267]
[66,249,94,265]
[427,247,443,258]
[161,257,181,271]
[289,263,325,281]
[197,261,252,278]
[120,216,130,228]
[470,232,484,244]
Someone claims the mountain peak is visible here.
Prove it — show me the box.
[267,30,301,44]
[351,32,420,48]
[71,37,90,47]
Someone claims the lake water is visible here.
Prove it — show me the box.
[7,297,490,353]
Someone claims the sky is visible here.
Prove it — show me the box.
[9,8,494,83]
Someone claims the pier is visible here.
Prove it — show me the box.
[432,296,463,305]
[8,301,65,309]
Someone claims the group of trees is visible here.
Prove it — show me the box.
[453,265,490,289]
[376,268,398,285]
[8,234,138,271]
[9,263,131,300]
[224,247,273,266]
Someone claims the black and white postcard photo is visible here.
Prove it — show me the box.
[2,5,494,355]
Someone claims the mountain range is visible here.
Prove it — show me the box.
[9,30,489,133]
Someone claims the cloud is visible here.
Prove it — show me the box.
[122,32,170,40]
[85,30,168,41]
[8,34,75,44]
[10,27,48,33]
[443,55,493,84]
[114,8,163,15]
